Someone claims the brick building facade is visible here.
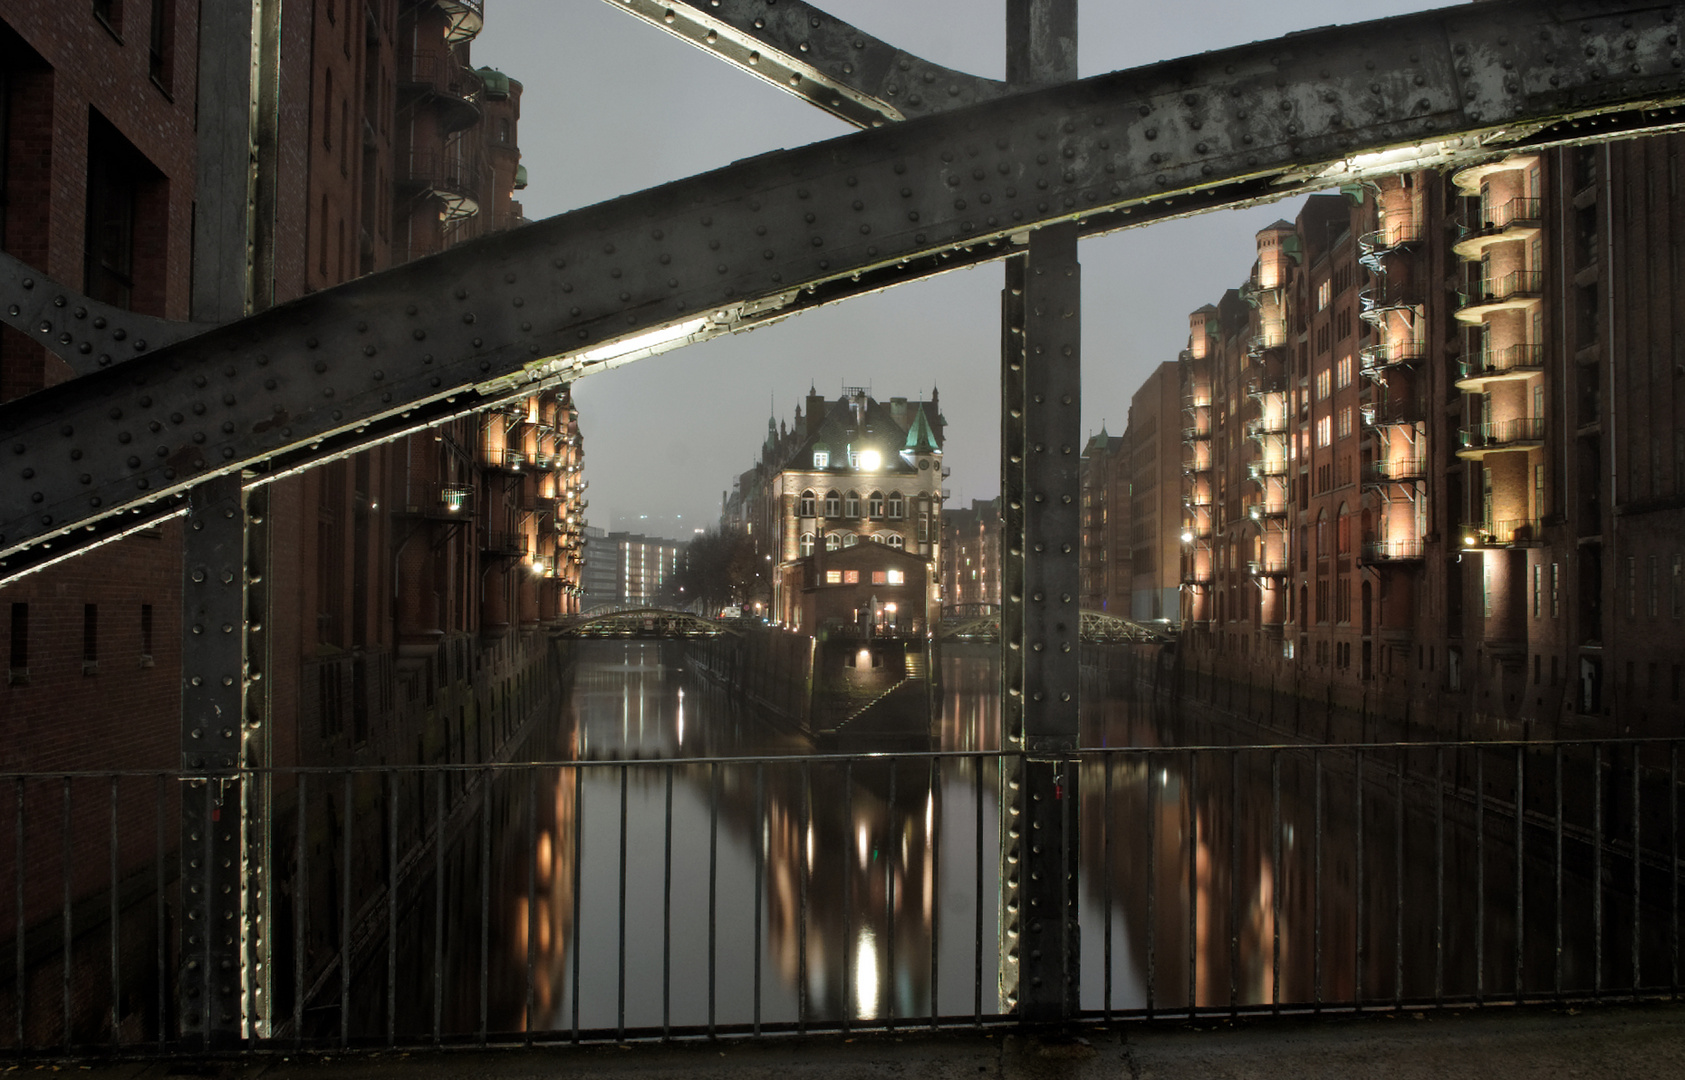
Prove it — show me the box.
[1172,139,1685,733]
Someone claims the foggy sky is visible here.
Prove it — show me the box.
[474,0,1446,537]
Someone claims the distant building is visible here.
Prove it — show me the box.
[1128,362,1184,622]
[583,532,685,608]
[1080,429,1131,614]
[942,498,1002,612]
[726,386,947,632]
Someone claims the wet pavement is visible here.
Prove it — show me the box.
[45,1001,1685,1079]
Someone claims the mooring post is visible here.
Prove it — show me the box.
[1000,0,1081,1024]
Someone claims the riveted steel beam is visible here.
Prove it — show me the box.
[4,0,1685,580]
[601,0,1006,127]
[0,251,207,375]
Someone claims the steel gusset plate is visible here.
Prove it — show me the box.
[4,0,1684,580]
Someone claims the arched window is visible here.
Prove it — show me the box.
[844,490,860,517]
[798,490,815,517]
[844,533,859,547]
[799,533,815,557]
[1336,503,1351,555]
[825,490,841,517]
[826,533,842,551]
[868,491,885,518]
[1315,510,1328,558]
[886,534,904,549]
[869,532,885,544]
[887,491,903,518]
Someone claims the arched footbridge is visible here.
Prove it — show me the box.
[554,607,744,639]
[940,609,1173,645]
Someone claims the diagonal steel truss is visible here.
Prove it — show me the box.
[2,0,1683,583]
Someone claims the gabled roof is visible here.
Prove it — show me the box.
[778,391,941,477]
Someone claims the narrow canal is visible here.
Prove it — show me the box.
[391,639,1670,1039]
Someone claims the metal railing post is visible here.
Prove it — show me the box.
[1000,0,1080,1025]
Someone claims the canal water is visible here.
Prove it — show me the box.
[399,639,1670,1039]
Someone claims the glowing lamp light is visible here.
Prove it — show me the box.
[1463,533,1479,548]
[1181,530,1195,544]
[857,449,882,471]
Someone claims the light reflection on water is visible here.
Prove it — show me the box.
[419,641,1666,1038]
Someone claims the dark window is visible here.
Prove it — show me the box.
[140,603,153,664]
[93,0,122,35]
[322,68,333,149]
[84,120,136,308]
[148,0,173,89]
[83,603,98,672]
[8,603,26,673]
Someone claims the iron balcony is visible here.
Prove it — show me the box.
[1455,270,1545,323]
[1359,340,1425,373]
[1456,417,1548,459]
[1361,458,1428,485]
[1455,343,1547,389]
[1360,537,1426,563]
[1451,196,1544,256]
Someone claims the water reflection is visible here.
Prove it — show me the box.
[370,641,1672,1038]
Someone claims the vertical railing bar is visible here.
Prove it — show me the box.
[1515,746,1525,1004]
[1554,744,1564,999]
[1672,743,1679,999]
[1270,751,1281,1015]
[1631,746,1642,998]
[478,766,491,1046]
[1103,753,1114,1022]
[156,774,168,1050]
[615,764,628,1041]
[527,766,539,1046]
[1228,750,1239,1018]
[972,756,983,1026]
[753,762,764,1037]
[341,771,354,1048]
[1187,750,1197,1019]
[798,760,810,1034]
[843,758,853,1035]
[1355,748,1364,1009]
[1594,745,1603,998]
[432,770,443,1047]
[663,764,674,1040]
[886,761,897,1031]
[293,773,307,1050]
[1146,751,1157,1018]
[929,756,941,1031]
[570,763,583,1043]
[109,776,120,1049]
[1313,750,1323,1013]
[62,776,72,1045]
[1435,747,1445,1007]
[387,771,399,1048]
[1395,749,1404,1008]
[1476,748,1485,1005]
[708,761,719,1039]
[16,777,26,1049]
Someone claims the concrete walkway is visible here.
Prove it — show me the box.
[37,1002,1685,1079]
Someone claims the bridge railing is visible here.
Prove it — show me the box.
[0,736,1678,1052]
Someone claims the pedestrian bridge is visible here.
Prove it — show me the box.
[554,607,743,639]
[940,608,1173,645]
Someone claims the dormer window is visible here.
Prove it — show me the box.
[813,450,829,468]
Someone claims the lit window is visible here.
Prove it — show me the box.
[887,569,904,585]
[825,570,842,584]
[813,450,829,468]
[1316,416,1332,447]
[1337,355,1352,388]
[1316,369,1331,400]
[844,570,860,583]
[872,571,887,584]
[1317,279,1331,310]
[826,533,841,551]
[1337,406,1352,440]
[844,491,860,517]
[887,492,903,518]
[798,489,815,517]
[799,533,815,557]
